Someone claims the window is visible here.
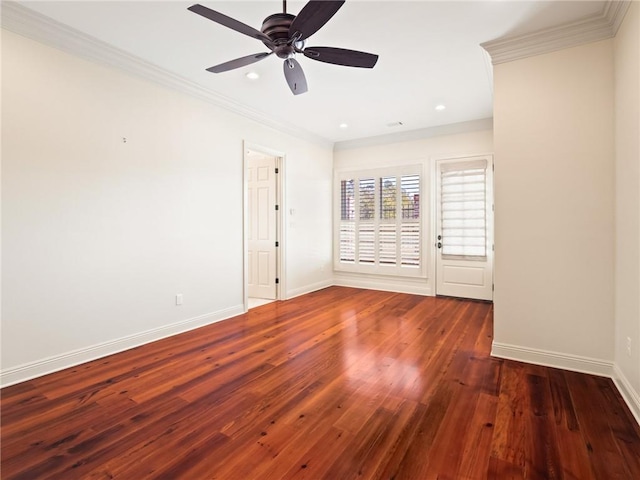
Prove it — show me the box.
[440,159,488,259]
[336,166,423,276]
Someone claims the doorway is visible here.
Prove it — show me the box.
[244,145,283,310]
[434,155,494,301]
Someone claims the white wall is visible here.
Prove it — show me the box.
[333,128,493,295]
[492,39,615,371]
[613,2,640,420]
[1,30,333,385]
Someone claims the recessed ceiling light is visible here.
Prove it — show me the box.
[339,123,349,129]
[435,104,446,111]
[246,71,260,80]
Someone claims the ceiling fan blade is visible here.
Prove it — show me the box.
[283,58,308,95]
[289,1,345,41]
[304,47,379,68]
[188,4,273,45]
[206,52,272,73]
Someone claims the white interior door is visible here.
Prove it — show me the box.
[247,154,277,299]
[435,156,493,300]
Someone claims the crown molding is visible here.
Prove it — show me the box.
[482,0,631,65]
[333,118,493,152]
[0,1,332,148]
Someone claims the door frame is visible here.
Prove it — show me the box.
[243,141,286,312]
[430,153,494,299]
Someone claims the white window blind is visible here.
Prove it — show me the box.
[440,160,488,259]
[336,167,422,276]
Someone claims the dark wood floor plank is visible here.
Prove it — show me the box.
[421,385,482,479]
[2,287,639,479]
[378,380,457,479]
[523,372,564,480]
[595,376,640,472]
[211,379,353,479]
[490,360,527,474]
[553,421,596,480]
[456,392,499,479]
[548,367,579,431]
[566,371,633,479]
[324,401,416,480]
[487,455,525,479]
[279,426,353,479]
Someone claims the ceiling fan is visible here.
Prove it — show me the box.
[188,1,379,95]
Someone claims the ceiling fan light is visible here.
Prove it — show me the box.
[246,71,260,80]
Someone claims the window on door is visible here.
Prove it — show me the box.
[335,166,423,277]
[440,159,488,260]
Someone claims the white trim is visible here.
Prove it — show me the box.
[333,272,432,296]
[480,47,494,98]
[276,155,287,300]
[0,2,330,149]
[429,156,437,293]
[612,364,640,426]
[491,342,614,377]
[0,305,244,388]
[334,164,423,179]
[285,279,334,300]
[334,118,493,152]
[430,152,496,164]
[482,0,632,65]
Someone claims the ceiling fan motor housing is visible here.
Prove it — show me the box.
[261,13,304,58]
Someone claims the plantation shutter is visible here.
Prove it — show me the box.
[400,175,420,267]
[440,159,488,259]
[339,180,355,263]
[336,167,422,276]
[358,178,376,264]
[379,177,397,265]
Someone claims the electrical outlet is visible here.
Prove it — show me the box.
[176,294,183,306]
[627,337,632,357]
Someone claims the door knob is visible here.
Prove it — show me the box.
[437,242,442,249]
[437,235,442,240]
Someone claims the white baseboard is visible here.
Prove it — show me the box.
[491,342,614,377]
[285,279,334,300]
[613,364,640,425]
[333,273,432,296]
[0,305,244,388]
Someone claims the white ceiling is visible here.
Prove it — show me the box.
[12,1,608,143]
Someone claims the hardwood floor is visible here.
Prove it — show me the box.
[2,287,639,479]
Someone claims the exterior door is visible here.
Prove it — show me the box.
[247,154,277,299]
[435,156,493,300]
